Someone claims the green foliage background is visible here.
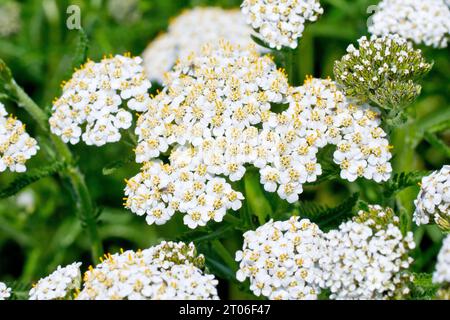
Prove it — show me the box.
[0,0,448,299]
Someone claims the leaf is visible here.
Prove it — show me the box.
[0,161,67,198]
[71,28,89,70]
[383,171,429,199]
[424,132,450,158]
[175,224,233,244]
[409,273,439,300]
[296,193,359,231]
[102,155,135,175]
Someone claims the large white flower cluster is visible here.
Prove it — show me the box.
[320,205,415,300]
[235,217,324,300]
[28,262,82,300]
[241,0,323,49]
[143,7,264,83]
[0,282,11,300]
[259,77,392,204]
[0,102,39,173]
[126,43,392,229]
[433,235,450,285]
[77,241,219,300]
[49,54,151,147]
[368,0,450,48]
[413,165,449,229]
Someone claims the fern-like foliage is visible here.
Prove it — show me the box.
[295,193,359,231]
[383,171,429,198]
[0,161,67,199]
[409,273,439,300]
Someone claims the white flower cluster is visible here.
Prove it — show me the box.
[368,0,450,48]
[236,206,415,300]
[0,103,39,173]
[433,235,450,285]
[241,0,323,49]
[28,262,82,300]
[235,217,324,300]
[0,282,11,300]
[413,165,449,229]
[320,205,415,300]
[143,7,264,83]
[49,54,151,146]
[259,77,392,204]
[77,242,219,300]
[127,43,392,228]
[124,155,244,229]
[127,42,287,228]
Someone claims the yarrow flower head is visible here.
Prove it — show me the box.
[433,235,450,299]
[126,42,286,228]
[142,7,265,83]
[77,241,219,300]
[241,0,323,49]
[259,77,393,204]
[126,42,393,229]
[28,262,82,300]
[413,165,450,230]
[49,54,151,146]
[0,282,11,300]
[235,217,324,300]
[368,0,450,48]
[334,35,432,113]
[320,205,415,300]
[0,102,39,173]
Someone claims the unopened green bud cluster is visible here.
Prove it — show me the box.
[334,35,432,111]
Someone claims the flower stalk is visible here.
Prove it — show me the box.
[4,73,103,261]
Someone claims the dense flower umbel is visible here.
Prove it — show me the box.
[320,205,415,300]
[413,165,450,230]
[49,54,151,147]
[77,242,219,300]
[235,217,324,300]
[127,42,286,228]
[259,78,392,204]
[433,235,450,299]
[0,282,11,300]
[0,103,39,173]
[334,35,432,110]
[241,0,323,49]
[28,262,82,300]
[142,7,264,83]
[369,0,450,48]
[127,43,393,228]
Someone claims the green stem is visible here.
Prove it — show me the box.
[8,78,103,261]
[244,170,272,225]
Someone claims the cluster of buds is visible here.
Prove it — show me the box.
[334,35,432,116]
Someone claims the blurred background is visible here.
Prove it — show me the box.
[0,0,448,299]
